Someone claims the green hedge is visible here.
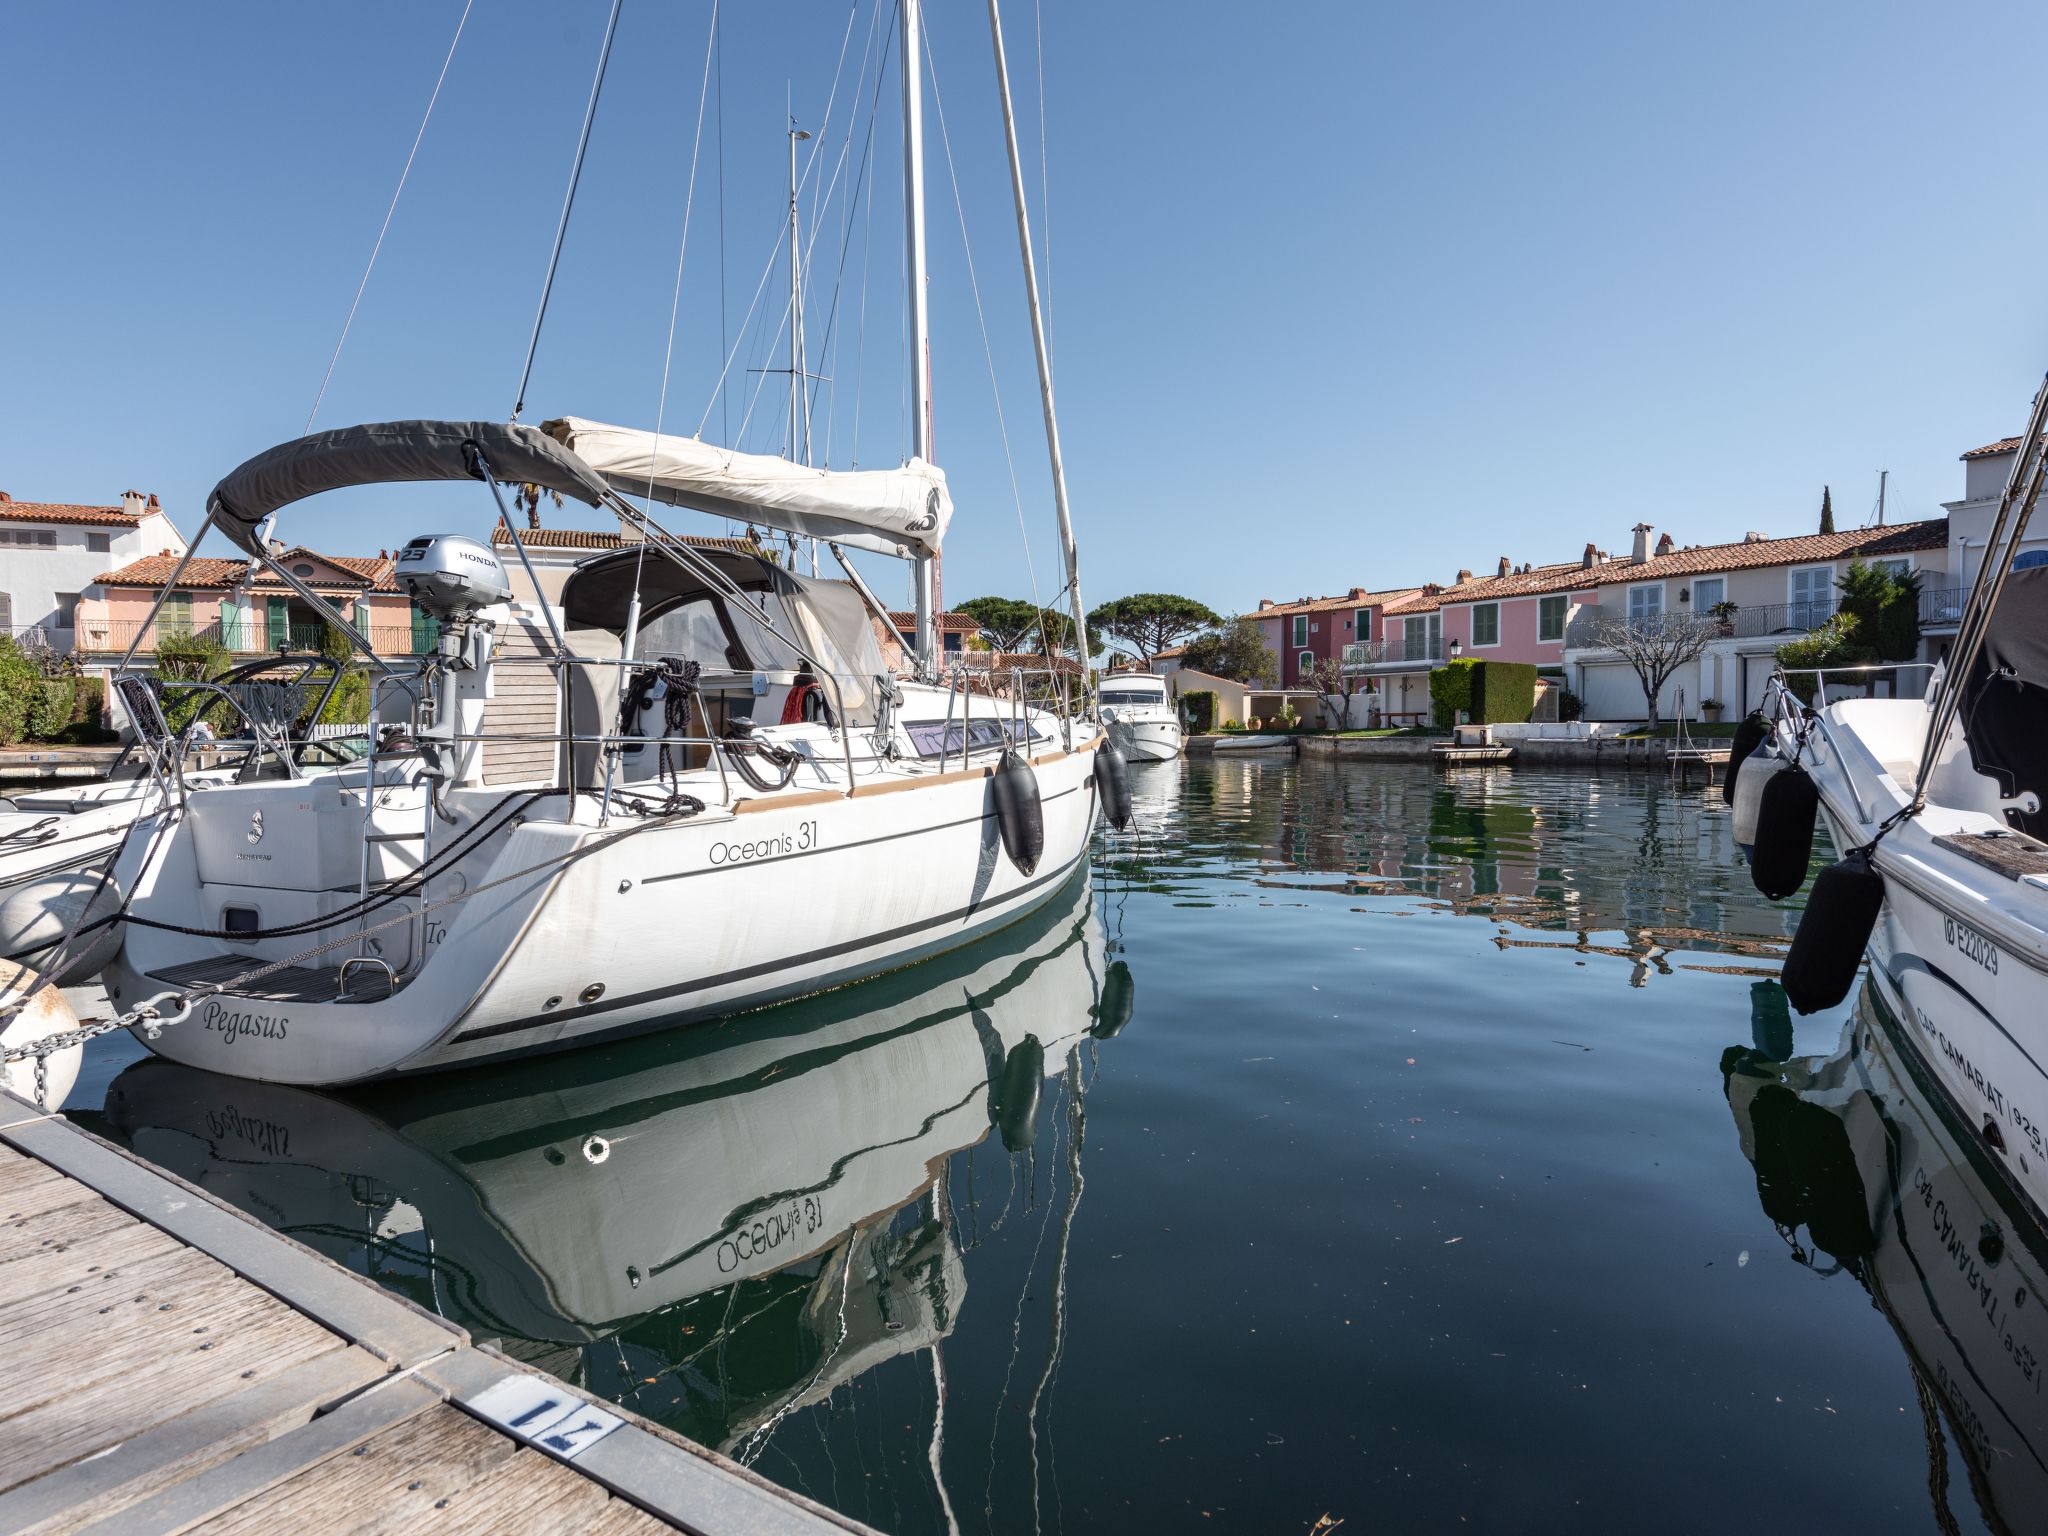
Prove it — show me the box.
[1429,658,1478,728]
[1181,689,1218,734]
[1468,661,1537,724]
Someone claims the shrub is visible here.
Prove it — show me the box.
[1277,701,1300,730]
[1836,559,1922,663]
[1220,718,1245,733]
[0,637,39,744]
[154,630,231,733]
[1775,613,1876,704]
[1429,658,1479,728]
[1468,661,1537,724]
[1181,689,1218,734]
[25,680,75,741]
[1558,687,1584,723]
[70,678,105,730]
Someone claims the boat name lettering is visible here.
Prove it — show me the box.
[716,1195,825,1273]
[709,822,818,867]
[1943,917,2000,975]
[1934,1361,1995,1460]
[201,1000,289,1044]
[203,1103,290,1157]
[1915,1166,2042,1389]
[1910,1005,2045,1160]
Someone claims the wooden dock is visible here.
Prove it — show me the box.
[0,1087,868,1536]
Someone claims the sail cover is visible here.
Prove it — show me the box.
[544,417,951,560]
[207,420,609,559]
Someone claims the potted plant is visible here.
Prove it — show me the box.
[1700,698,1725,723]
[1708,600,1739,637]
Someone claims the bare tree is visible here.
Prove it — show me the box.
[1304,655,1362,728]
[1585,611,1719,728]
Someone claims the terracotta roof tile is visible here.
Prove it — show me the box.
[1247,586,1423,620]
[489,525,760,553]
[1579,520,1945,586]
[1963,436,2027,460]
[887,610,979,631]
[0,500,140,527]
[94,555,246,588]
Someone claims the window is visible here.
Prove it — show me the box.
[1471,603,1500,647]
[0,528,57,548]
[1789,566,1832,627]
[1297,649,1314,677]
[292,562,316,578]
[53,593,79,627]
[1404,613,1440,661]
[87,533,111,554]
[1538,594,1567,642]
[1873,558,1911,578]
[1691,577,1725,612]
[1355,608,1369,638]
[1291,615,1308,646]
[1627,585,1663,623]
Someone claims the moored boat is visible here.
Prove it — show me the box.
[1098,672,1183,761]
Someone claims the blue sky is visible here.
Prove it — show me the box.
[4,0,2046,619]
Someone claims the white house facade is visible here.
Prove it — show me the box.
[0,489,185,652]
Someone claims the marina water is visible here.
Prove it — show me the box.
[67,757,2033,1534]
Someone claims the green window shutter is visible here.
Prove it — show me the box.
[161,590,192,637]
[266,596,288,649]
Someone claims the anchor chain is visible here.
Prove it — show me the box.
[4,1002,172,1111]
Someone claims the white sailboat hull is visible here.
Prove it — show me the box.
[104,736,1104,1085]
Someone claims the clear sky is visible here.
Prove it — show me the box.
[5,0,2047,620]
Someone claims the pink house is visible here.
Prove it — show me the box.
[77,547,434,662]
[1432,554,1602,670]
[1251,586,1424,687]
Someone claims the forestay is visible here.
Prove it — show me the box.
[543,417,952,559]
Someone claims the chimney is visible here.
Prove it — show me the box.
[1654,532,1674,557]
[146,493,160,511]
[1744,530,1767,543]
[1258,598,1273,610]
[122,490,147,518]
[1631,523,1653,564]
[1455,568,1472,585]
[1348,587,1366,601]
[1496,556,1511,578]
[1582,542,1597,570]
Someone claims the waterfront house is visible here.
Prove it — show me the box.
[0,488,186,653]
[1943,437,2048,591]
[76,548,434,673]
[1561,518,1953,720]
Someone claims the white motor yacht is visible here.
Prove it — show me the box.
[1098,672,1183,762]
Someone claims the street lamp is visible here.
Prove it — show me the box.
[1448,637,1463,660]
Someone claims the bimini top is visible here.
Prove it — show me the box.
[543,417,951,561]
[559,545,890,720]
[207,420,609,559]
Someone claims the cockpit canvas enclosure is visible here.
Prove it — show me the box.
[543,417,951,560]
[559,547,890,723]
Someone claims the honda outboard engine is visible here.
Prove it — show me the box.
[394,535,513,621]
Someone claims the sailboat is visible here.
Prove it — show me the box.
[90,870,1121,1462]
[1742,369,2048,1223]
[5,0,1129,1090]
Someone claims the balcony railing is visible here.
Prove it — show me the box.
[70,619,434,659]
[1566,586,1969,648]
[1341,638,1443,669]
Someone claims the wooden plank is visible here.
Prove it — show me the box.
[581,1498,685,1535]
[191,1403,520,1536]
[0,1347,388,1536]
[0,1147,105,1222]
[0,1244,221,1343]
[0,1255,282,1417]
[0,1195,133,1265]
[402,1447,614,1536]
[0,1294,345,1493]
[0,1210,182,1308]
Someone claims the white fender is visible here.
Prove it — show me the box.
[1732,750,1789,853]
[0,871,123,985]
[0,961,84,1109]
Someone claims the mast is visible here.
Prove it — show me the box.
[985,0,1089,692]
[1877,468,1888,527]
[788,116,813,467]
[902,0,937,677]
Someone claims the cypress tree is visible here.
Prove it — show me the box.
[1819,485,1835,535]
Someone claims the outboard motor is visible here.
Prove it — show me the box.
[394,535,515,621]
[991,750,1045,875]
[1094,742,1133,830]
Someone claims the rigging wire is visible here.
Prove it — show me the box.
[921,19,1050,634]
[511,0,625,422]
[715,8,731,444]
[629,0,722,607]
[305,0,473,434]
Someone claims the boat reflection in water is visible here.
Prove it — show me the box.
[94,866,1126,1470]
[1722,978,2048,1531]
